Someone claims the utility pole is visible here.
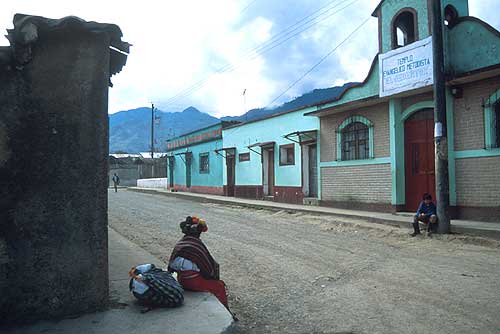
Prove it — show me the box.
[432,0,451,234]
[151,103,155,178]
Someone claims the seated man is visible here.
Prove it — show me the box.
[168,216,230,311]
[411,193,438,237]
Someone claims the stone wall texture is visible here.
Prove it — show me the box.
[0,29,112,323]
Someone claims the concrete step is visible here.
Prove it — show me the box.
[303,197,319,206]
[263,196,274,201]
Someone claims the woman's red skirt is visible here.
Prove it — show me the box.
[177,270,228,308]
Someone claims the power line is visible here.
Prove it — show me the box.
[240,0,258,14]
[160,0,356,108]
[157,0,360,109]
[264,16,371,109]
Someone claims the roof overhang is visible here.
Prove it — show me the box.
[248,141,275,149]
[214,147,236,158]
[283,130,317,144]
[174,151,192,156]
[247,141,275,155]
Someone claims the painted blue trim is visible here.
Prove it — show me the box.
[336,115,374,160]
[320,157,391,168]
[446,88,457,206]
[389,98,405,205]
[455,149,500,159]
[401,101,434,121]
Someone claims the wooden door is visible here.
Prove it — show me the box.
[308,145,318,197]
[404,109,435,211]
[268,149,275,195]
[226,156,235,196]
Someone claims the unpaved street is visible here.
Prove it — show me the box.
[109,190,500,334]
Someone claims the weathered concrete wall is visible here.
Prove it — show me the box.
[0,16,127,324]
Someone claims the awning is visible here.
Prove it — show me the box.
[247,141,275,148]
[283,130,317,144]
[214,147,236,158]
[174,151,192,156]
[174,151,192,164]
[247,141,275,155]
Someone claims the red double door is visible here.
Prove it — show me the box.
[404,109,436,211]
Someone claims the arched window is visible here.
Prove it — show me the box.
[444,5,459,27]
[392,10,417,49]
[337,116,374,161]
[484,89,500,149]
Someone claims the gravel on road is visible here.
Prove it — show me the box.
[109,189,500,334]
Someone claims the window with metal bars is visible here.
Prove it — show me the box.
[199,153,209,173]
[341,122,369,161]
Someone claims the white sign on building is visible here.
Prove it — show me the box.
[379,36,434,97]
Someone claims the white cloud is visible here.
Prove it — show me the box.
[1,0,499,117]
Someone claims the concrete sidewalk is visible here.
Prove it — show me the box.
[129,187,500,240]
[2,228,233,334]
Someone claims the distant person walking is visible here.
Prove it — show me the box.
[112,173,120,192]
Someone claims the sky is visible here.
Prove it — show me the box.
[1,0,499,118]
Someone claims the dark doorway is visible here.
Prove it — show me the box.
[308,145,318,197]
[404,109,436,211]
[168,158,174,188]
[185,153,192,188]
[226,155,235,196]
[263,149,275,196]
[268,149,275,196]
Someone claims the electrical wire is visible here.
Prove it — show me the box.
[158,0,361,109]
[264,16,371,109]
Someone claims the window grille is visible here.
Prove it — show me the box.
[341,122,369,161]
[483,90,500,149]
[199,153,209,173]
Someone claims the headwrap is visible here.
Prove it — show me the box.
[180,216,208,236]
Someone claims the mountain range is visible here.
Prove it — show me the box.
[109,82,355,153]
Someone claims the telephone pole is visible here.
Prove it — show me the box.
[151,103,155,178]
[432,0,451,234]
[151,103,155,159]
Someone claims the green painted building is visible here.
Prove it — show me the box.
[166,122,239,195]
[304,0,500,220]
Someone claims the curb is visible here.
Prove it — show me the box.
[126,188,500,241]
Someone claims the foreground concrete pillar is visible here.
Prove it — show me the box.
[0,14,129,324]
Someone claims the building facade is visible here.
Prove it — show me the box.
[166,122,237,195]
[221,109,320,204]
[305,0,500,220]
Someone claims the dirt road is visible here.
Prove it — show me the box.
[109,190,500,334]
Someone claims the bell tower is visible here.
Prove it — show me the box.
[372,0,469,54]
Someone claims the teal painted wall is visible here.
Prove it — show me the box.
[222,108,319,187]
[379,0,431,53]
[447,18,500,75]
[168,139,224,188]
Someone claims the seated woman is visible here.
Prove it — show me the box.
[168,216,229,310]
